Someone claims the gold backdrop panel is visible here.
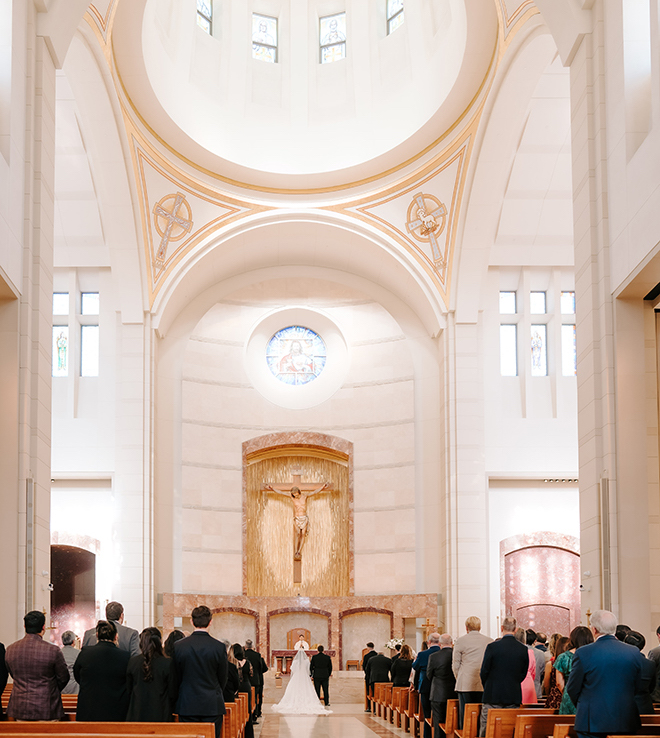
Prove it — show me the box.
[246,454,349,596]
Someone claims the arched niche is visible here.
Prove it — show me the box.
[340,608,393,669]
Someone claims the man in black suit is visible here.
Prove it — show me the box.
[82,601,139,657]
[567,609,645,738]
[310,644,333,706]
[426,633,457,738]
[0,641,8,718]
[362,642,377,712]
[478,616,529,737]
[365,650,392,713]
[244,639,268,719]
[174,605,228,738]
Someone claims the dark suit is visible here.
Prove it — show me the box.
[126,653,177,721]
[427,647,457,738]
[310,651,333,705]
[5,633,69,720]
[478,634,529,737]
[566,634,645,738]
[244,647,267,717]
[83,620,139,657]
[0,642,8,717]
[413,644,441,738]
[174,630,228,738]
[362,650,377,710]
[74,640,130,720]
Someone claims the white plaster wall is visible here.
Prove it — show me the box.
[178,277,417,596]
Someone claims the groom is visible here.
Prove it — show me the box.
[310,645,333,706]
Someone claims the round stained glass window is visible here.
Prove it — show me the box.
[266,326,327,385]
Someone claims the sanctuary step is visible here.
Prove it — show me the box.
[262,669,366,705]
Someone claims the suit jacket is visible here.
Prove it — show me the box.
[412,645,440,690]
[452,630,493,692]
[366,653,392,684]
[5,633,69,720]
[310,652,333,680]
[362,649,377,679]
[426,647,457,702]
[0,642,8,715]
[126,653,176,721]
[530,645,546,698]
[174,630,228,717]
[61,645,80,694]
[74,640,130,720]
[635,656,656,715]
[244,647,267,687]
[83,620,140,657]
[480,634,529,705]
[566,634,644,734]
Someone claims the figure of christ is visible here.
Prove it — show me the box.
[263,482,330,560]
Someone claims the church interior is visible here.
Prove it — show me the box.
[2,0,660,712]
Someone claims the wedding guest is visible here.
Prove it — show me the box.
[126,627,176,721]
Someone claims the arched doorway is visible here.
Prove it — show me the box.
[50,544,96,645]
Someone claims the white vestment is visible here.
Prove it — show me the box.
[271,649,332,715]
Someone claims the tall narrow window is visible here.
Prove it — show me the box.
[561,291,575,314]
[387,0,404,33]
[81,292,99,315]
[252,14,277,62]
[531,325,547,376]
[530,291,546,314]
[52,327,68,377]
[562,324,577,376]
[320,13,346,63]
[196,0,212,34]
[500,291,517,314]
[500,325,517,376]
[53,293,69,315]
[81,325,99,377]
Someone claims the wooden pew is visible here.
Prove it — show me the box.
[455,702,480,738]
[396,688,410,730]
[378,683,393,718]
[405,690,419,736]
[513,713,575,738]
[390,687,408,726]
[483,708,555,738]
[0,726,213,738]
[441,698,459,738]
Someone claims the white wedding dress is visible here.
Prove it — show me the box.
[271,649,332,715]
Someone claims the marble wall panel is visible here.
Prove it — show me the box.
[209,611,257,646]
[341,612,392,668]
[269,611,330,650]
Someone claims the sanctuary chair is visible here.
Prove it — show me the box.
[286,628,312,650]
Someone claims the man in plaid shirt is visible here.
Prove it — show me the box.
[5,610,69,720]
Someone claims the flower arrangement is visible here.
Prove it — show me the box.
[385,638,404,650]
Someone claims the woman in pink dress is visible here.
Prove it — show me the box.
[515,628,537,703]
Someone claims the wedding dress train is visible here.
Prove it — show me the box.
[271,649,332,715]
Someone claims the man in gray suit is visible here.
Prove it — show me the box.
[82,601,139,656]
[427,633,457,738]
[452,616,492,728]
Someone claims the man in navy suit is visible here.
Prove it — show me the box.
[426,633,457,738]
[567,609,645,738]
[478,616,529,737]
[174,605,228,738]
[413,632,441,738]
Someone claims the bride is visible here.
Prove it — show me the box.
[271,648,332,715]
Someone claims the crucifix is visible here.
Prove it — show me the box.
[421,617,437,642]
[262,468,334,584]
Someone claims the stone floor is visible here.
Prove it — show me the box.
[263,670,367,705]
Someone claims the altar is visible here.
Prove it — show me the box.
[272,649,337,674]
[163,592,437,670]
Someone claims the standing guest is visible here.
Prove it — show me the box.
[426,633,457,738]
[615,624,632,642]
[624,630,656,715]
[310,644,333,707]
[526,629,546,698]
[60,631,80,694]
[75,619,130,720]
[163,629,185,658]
[413,633,441,738]
[391,644,414,687]
[543,636,570,710]
[567,609,646,738]
[452,616,492,728]
[231,644,255,737]
[478,616,529,737]
[126,627,176,721]
[174,606,228,738]
[362,642,377,712]
[0,641,7,718]
[222,644,240,706]
[648,625,660,663]
[244,639,267,719]
[366,650,393,712]
[82,601,139,657]
[516,628,537,704]
[5,610,69,720]
[554,625,594,715]
[391,643,402,664]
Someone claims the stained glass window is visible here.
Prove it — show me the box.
[562,324,577,376]
[561,291,576,314]
[53,293,69,315]
[81,292,99,315]
[52,326,68,377]
[197,0,212,34]
[320,13,346,64]
[500,324,517,376]
[81,325,99,377]
[252,14,277,62]
[531,325,547,376]
[500,291,517,314]
[266,326,327,385]
[530,291,546,314]
[387,0,404,34]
